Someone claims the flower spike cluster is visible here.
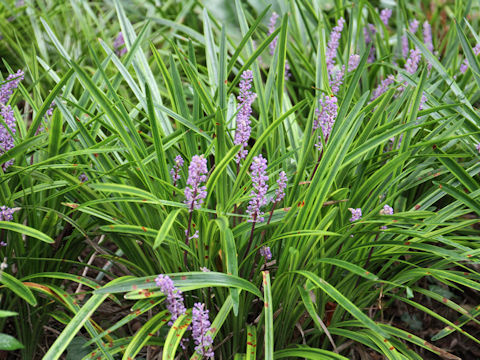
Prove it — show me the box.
[155,275,186,324]
[348,54,360,71]
[405,49,421,74]
[423,21,433,53]
[0,70,24,170]
[274,171,287,203]
[170,155,184,183]
[192,303,214,358]
[184,155,208,211]
[380,9,392,27]
[314,95,338,150]
[268,12,280,56]
[402,19,420,58]
[326,18,345,73]
[268,12,292,80]
[371,75,395,101]
[247,155,269,223]
[234,70,256,163]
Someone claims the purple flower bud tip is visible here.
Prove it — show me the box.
[170,155,184,183]
[326,18,345,73]
[380,9,392,26]
[268,12,280,55]
[247,154,269,223]
[274,171,287,203]
[348,208,362,222]
[185,155,208,211]
[405,49,421,74]
[192,302,214,358]
[423,21,433,53]
[78,173,88,183]
[348,54,360,71]
[113,32,127,56]
[260,246,272,260]
[234,70,256,163]
[476,143,480,153]
[155,274,186,324]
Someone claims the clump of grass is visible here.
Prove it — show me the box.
[1,1,480,359]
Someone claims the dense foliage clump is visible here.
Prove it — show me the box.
[1,0,480,359]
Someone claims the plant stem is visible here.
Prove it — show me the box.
[184,209,194,267]
[243,213,257,263]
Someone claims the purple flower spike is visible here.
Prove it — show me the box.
[247,155,269,223]
[268,12,280,56]
[275,171,287,203]
[0,70,24,104]
[260,246,272,260]
[155,274,186,325]
[0,70,23,170]
[405,48,421,74]
[184,155,208,212]
[476,143,480,153]
[348,54,360,71]
[0,206,16,221]
[113,32,127,56]
[348,208,362,222]
[330,66,345,95]
[314,95,338,150]
[423,21,433,53]
[170,155,184,183]
[326,18,345,73]
[380,9,392,26]
[79,173,88,183]
[192,303,214,358]
[234,70,256,163]
[371,75,395,101]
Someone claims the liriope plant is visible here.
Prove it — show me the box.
[0,0,480,359]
